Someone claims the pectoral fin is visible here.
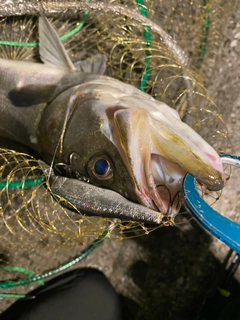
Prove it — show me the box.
[8,84,57,107]
[8,71,88,107]
[74,54,107,75]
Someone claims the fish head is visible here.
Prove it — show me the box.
[101,97,225,215]
[35,16,225,217]
[38,81,225,217]
[38,86,141,204]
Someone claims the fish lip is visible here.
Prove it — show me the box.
[207,181,225,191]
[196,174,225,191]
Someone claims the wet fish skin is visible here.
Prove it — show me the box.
[0,57,85,147]
[37,86,140,204]
[0,16,225,219]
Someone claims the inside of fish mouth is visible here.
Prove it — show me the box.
[150,184,171,213]
[156,184,171,202]
[150,182,183,217]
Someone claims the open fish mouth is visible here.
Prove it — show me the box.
[141,152,224,216]
[107,98,226,216]
[145,154,186,214]
[129,151,225,216]
[127,152,187,216]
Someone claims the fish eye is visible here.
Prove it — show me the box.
[88,155,113,180]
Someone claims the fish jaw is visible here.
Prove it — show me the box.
[93,78,225,213]
[111,105,225,214]
[150,109,226,192]
[112,108,184,214]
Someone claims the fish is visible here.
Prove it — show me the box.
[0,16,225,222]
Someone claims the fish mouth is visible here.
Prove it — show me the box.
[135,153,225,216]
[109,104,225,215]
[131,149,225,216]
[196,174,225,191]
[129,153,186,215]
[136,137,225,215]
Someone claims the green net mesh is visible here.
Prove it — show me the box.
[0,0,236,309]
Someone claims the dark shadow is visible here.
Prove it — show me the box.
[117,211,240,320]
[0,252,9,266]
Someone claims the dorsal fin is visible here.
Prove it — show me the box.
[39,16,76,71]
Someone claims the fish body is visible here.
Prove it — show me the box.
[0,16,225,219]
[0,58,67,147]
